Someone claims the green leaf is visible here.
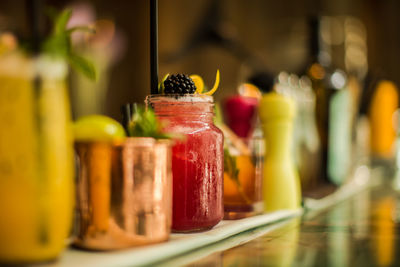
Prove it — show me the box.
[39,7,98,80]
[127,104,172,139]
[224,148,240,184]
[54,9,72,35]
[68,53,97,81]
[42,33,69,57]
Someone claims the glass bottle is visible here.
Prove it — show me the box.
[146,95,224,232]
[0,53,74,263]
[369,80,399,161]
[304,16,352,188]
[222,94,263,219]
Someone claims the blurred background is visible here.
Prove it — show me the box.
[1,2,400,264]
[0,0,398,120]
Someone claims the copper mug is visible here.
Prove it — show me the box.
[73,137,172,250]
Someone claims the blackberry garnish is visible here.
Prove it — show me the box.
[163,74,197,95]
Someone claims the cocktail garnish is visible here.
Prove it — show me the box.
[42,8,97,80]
[202,69,220,95]
[162,74,197,95]
[158,70,220,95]
[224,147,239,181]
[190,74,204,94]
[158,73,170,94]
[73,115,126,141]
[192,70,220,95]
[127,104,172,139]
[238,83,262,99]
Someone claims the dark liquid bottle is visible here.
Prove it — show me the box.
[303,17,352,191]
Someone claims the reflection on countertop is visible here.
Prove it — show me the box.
[181,182,400,267]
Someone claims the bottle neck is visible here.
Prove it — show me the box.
[308,17,321,64]
[307,16,333,69]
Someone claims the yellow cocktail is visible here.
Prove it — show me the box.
[0,52,74,263]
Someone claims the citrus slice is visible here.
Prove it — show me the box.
[238,83,262,99]
[74,115,126,142]
[203,69,220,96]
[190,74,204,94]
[158,73,170,94]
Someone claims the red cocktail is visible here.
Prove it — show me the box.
[147,95,224,232]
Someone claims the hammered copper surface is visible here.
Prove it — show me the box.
[73,138,172,250]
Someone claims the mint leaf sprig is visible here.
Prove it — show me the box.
[224,147,251,204]
[127,104,172,139]
[224,147,239,182]
[42,8,97,80]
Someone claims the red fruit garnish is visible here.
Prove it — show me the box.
[223,95,259,138]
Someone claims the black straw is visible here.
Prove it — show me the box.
[121,104,132,135]
[150,0,159,94]
[26,0,42,55]
[26,0,47,244]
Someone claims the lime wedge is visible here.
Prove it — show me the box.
[190,74,204,94]
[203,69,220,96]
[74,115,126,142]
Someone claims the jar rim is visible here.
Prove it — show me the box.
[146,94,214,104]
[75,137,172,147]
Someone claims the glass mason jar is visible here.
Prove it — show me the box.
[222,94,264,219]
[146,95,224,232]
[0,53,74,263]
[73,137,172,250]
